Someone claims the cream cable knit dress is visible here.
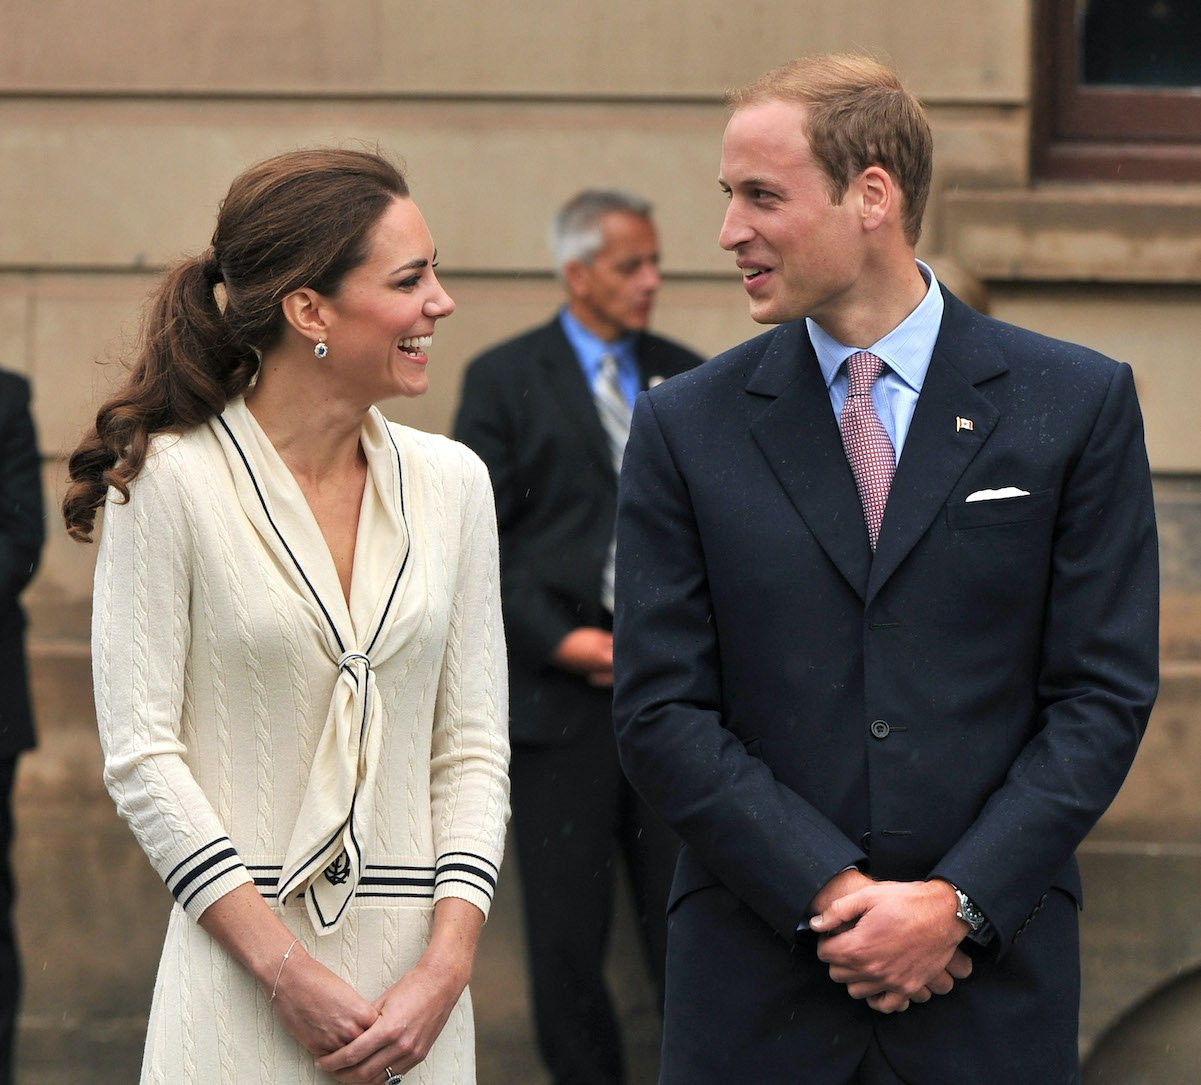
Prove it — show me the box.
[93,398,510,1084]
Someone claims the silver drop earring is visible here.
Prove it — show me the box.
[314,336,329,359]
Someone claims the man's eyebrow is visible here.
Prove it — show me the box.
[720,175,778,190]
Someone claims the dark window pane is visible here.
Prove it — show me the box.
[1081,0,1201,87]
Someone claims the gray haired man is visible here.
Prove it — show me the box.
[455,191,703,1084]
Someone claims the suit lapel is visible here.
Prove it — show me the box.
[536,321,615,477]
[867,295,1007,602]
[748,323,872,600]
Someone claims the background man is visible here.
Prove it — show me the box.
[0,368,44,1084]
[455,190,702,1084]
[612,56,1159,1084]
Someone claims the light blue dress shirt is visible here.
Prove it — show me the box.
[559,308,641,408]
[806,260,944,460]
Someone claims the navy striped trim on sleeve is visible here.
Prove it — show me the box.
[435,851,499,902]
[165,837,246,909]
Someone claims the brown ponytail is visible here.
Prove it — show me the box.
[63,148,409,542]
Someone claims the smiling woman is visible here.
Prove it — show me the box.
[60,149,510,1085]
[285,197,455,408]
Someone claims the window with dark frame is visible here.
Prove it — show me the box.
[1033,0,1201,181]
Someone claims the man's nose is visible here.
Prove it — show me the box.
[719,202,751,250]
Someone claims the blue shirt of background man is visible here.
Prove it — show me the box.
[559,307,641,408]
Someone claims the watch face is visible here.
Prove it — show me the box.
[955,889,984,930]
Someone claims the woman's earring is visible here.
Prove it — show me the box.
[314,336,329,359]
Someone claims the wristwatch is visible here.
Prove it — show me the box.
[951,884,988,939]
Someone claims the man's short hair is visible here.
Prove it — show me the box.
[728,54,933,245]
[551,190,654,274]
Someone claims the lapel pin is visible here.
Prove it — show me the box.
[955,416,974,433]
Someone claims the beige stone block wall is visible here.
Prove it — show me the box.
[0,289,30,373]
[945,187,1201,283]
[0,99,730,272]
[990,285,1201,475]
[0,99,1023,272]
[3,0,1028,101]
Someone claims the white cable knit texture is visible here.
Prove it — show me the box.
[93,402,510,1083]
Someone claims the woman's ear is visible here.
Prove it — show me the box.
[280,287,328,346]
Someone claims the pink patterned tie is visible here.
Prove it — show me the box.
[839,351,895,550]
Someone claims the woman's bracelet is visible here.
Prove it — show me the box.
[269,937,301,1002]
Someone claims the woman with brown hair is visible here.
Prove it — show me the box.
[64,148,510,1084]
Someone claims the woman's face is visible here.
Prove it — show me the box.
[321,197,455,402]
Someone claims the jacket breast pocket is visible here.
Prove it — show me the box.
[946,488,1055,530]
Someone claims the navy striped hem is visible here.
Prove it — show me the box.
[249,863,438,903]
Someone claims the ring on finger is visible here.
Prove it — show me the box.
[384,1067,404,1085]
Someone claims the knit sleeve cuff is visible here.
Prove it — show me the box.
[433,845,501,920]
[161,836,252,921]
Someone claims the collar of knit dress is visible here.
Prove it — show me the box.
[211,397,414,933]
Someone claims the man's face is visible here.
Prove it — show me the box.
[718,99,866,329]
[565,211,662,341]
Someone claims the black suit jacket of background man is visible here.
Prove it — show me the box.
[612,290,1159,1084]
[0,367,44,1081]
[0,370,43,757]
[456,316,701,746]
[456,314,701,1082]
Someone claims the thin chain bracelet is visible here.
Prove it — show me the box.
[270,937,301,1002]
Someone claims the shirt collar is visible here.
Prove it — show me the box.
[559,307,638,377]
[808,260,943,393]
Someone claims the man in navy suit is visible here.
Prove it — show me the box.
[0,369,43,1084]
[612,55,1158,1084]
[455,191,701,1084]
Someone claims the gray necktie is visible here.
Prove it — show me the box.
[595,353,631,612]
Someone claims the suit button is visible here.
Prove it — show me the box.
[870,720,890,739]
[860,831,872,854]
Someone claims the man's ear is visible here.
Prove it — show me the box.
[561,260,592,300]
[858,165,894,232]
[280,287,328,345]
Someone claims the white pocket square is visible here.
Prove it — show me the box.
[965,487,1031,503]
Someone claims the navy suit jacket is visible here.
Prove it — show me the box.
[612,290,1159,1082]
[455,316,701,745]
[0,370,44,756]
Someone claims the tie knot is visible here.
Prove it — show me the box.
[845,351,885,396]
[338,651,371,674]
